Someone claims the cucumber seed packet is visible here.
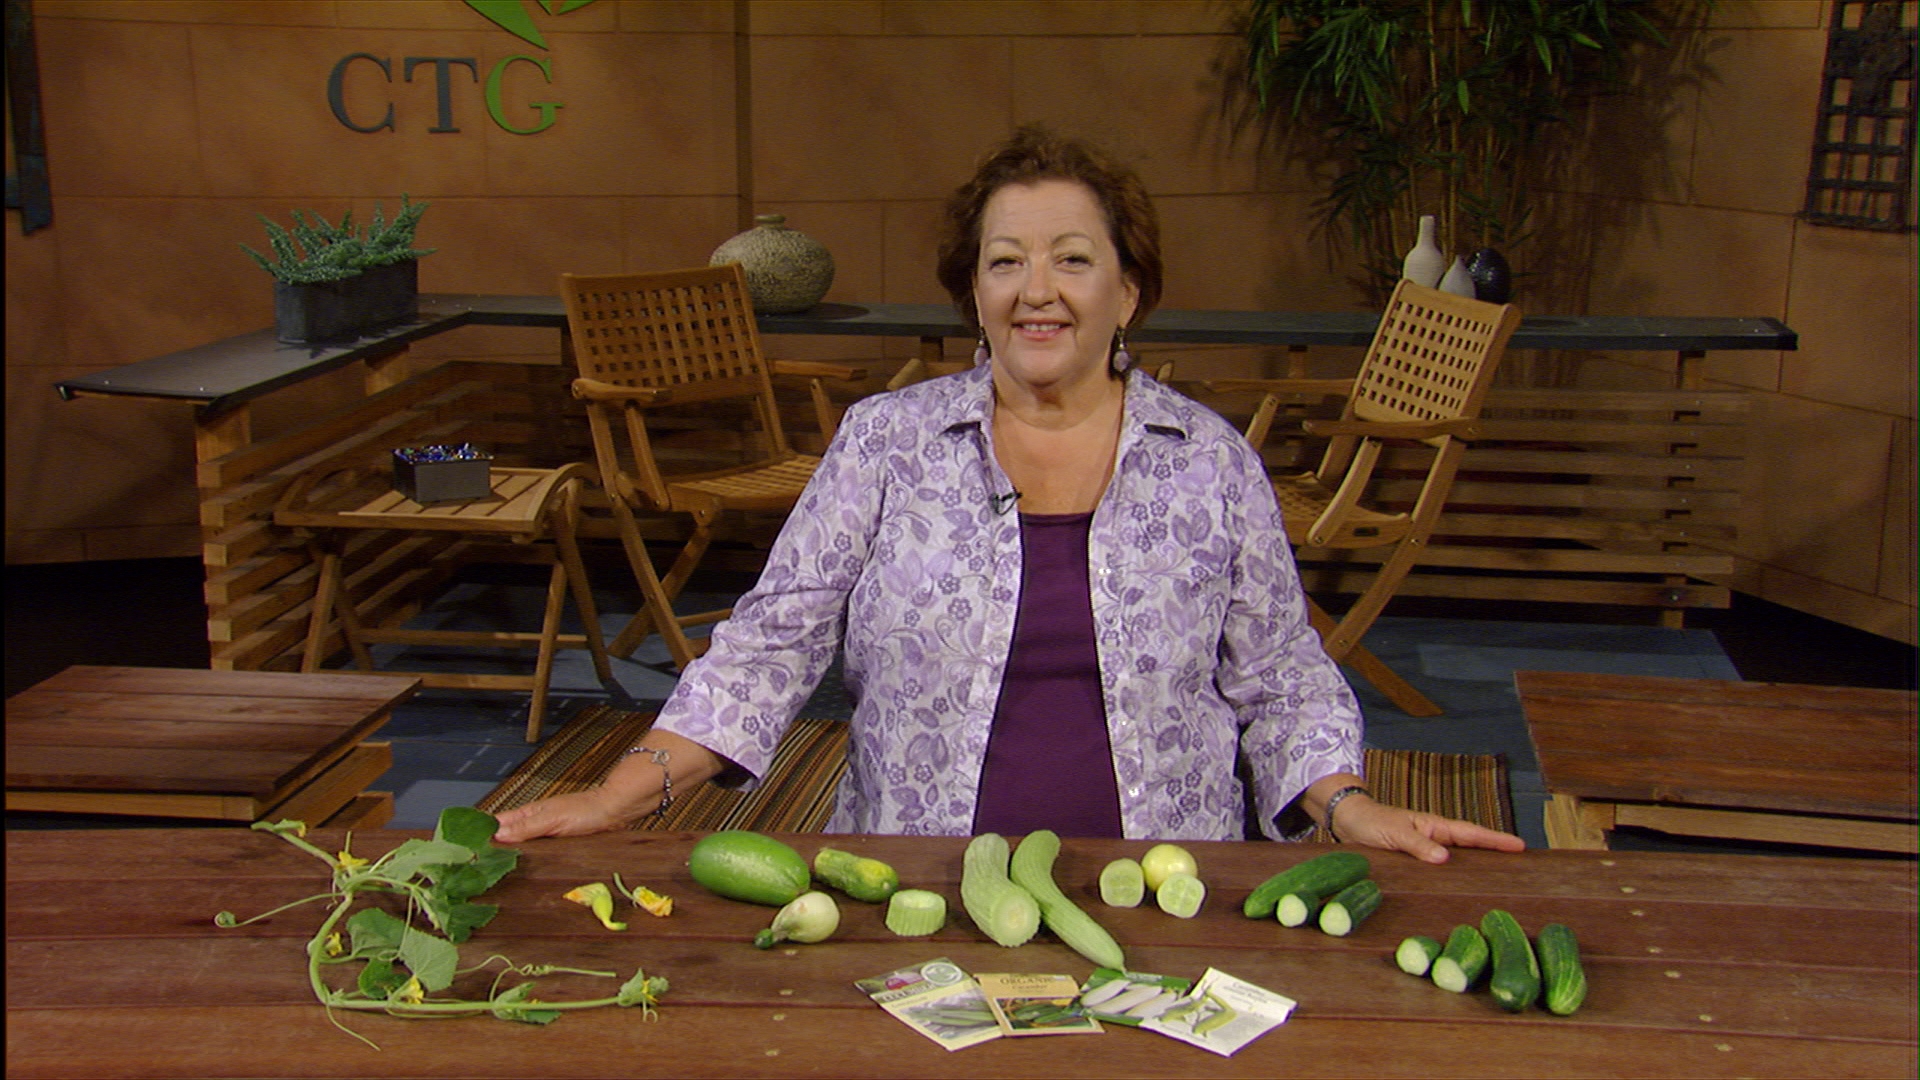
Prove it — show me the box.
[974,972,1104,1036]
[855,957,1002,1052]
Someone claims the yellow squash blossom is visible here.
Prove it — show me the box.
[633,886,674,918]
[394,976,425,1005]
[563,882,628,931]
[335,849,370,873]
[325,931,345,957]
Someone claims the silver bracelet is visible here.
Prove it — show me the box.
[1322,784,1370,842]
[624,745,673,816]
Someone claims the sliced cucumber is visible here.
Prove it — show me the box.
[1099,858,1146,908]
[1275,890,1324,928]
[1317,879,1383,937]
[1396,935,1443,977]
[1155,872,1207,919]
[884,889,947,937]
[1432,923,1489,993]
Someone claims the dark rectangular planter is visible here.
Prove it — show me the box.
[274,260,419,344]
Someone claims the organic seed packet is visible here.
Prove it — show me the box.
[1139,967,1296,1057]
[855,958,1002,1051]
[1076,967,1194,1027]
[974,972,1104,1036]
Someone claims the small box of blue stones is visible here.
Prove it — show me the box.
[392,444,492,504]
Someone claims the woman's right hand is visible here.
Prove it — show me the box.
[493,788,634,843]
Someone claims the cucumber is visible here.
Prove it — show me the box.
[1275,890,1324,928]
[1482,909,1541,1012]
[686,830,811,906]
[1317,878,1383,937]
[960,833,1041,948]
[1431,923,1489,993]
[1155,872,1206,918]
[1242,851,1370,918]
[1395,935,1443,977]
[1008,830,1126,970]
[813,847,899,902]
[1099,858,1146,907]
[884,889,947,937]
[1537,922,1588,1016]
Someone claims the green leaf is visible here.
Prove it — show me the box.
[424,846,518,903]
[346,907,407,958]
[420,893,500,944]
[377,839,473,882]
[398,925,460,992]
[357,957,407,1000]
[554,0,597,12]
[435,806,502,855]
[464,0,547,48]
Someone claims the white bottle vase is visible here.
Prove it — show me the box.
[1401,215,1447,287]
[1438,256,1477,297]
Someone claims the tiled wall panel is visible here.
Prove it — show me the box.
[5,1,1912,643]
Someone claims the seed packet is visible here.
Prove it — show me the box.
[1076,967,1194,1026]
[974,972,1104,1036]
[854,957,1002,1051]
[1138,967,1297,1057]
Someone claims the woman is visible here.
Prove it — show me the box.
[496,128,1523,863]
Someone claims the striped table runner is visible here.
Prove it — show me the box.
[477,705,1514,837]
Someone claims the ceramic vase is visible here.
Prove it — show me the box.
[1438,256,1476,298]
[710,214,835,314]
[1466,247,1512,304]
[1401,215,1447,288]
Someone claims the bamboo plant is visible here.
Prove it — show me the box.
[1232,0,1712,303]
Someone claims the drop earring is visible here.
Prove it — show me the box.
[973,333,990,366]
[1110,327,1133,375]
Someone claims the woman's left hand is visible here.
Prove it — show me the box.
[1334,794,1527,864]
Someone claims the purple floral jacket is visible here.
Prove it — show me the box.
[654,363,1364,840]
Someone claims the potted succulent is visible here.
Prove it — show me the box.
[242,195,435,344]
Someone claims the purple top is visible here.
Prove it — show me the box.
[973,511,1124,838]
[655,363,1365,840]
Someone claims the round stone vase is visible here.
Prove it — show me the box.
[710,214,835,314]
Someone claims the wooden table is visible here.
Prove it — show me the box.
[5,829,1913,1078]
[1519,671,1919,854]
[5,666,419,827]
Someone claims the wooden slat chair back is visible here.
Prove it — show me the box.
[1216,280,1521,717]
[560,264,861,669]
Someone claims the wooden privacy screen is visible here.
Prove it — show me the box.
[199,359,1745,674]
[1261,385,1745,622]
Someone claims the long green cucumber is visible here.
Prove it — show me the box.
[1242,851,1370,918]
[1482,909,1541,1012]
[960,833,1040,947]
[1008,830,1125,970]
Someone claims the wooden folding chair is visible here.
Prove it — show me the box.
[559,264,864,669]
[1211,280,1521,716]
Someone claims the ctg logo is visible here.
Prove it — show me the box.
[327,0,598,136]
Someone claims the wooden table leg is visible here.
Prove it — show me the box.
[1544,793,1614,850]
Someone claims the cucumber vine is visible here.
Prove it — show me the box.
[216,806,668,1049]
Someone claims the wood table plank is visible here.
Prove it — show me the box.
[4,829,1913,1079]
[5,1004,1911,1079]
[1518,672,1919,837]
[6,667,417,817]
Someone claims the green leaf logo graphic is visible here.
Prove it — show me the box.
[463,0,598,49]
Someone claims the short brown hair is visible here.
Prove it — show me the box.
[935,126,1163,332]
